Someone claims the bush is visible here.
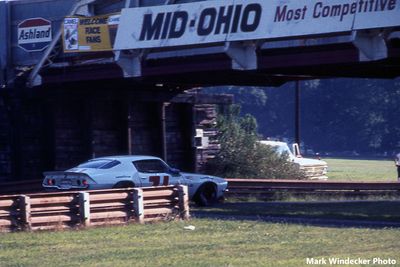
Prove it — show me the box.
[205,105,305,179]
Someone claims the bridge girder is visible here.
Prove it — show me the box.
[5,0,398,88]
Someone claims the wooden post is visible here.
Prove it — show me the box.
[178,185,190,220]
[19,195,31,231]
[133,188,144,224]
[79,192,90,227]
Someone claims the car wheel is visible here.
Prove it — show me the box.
[194,183,217,206]
[113,181,135,189]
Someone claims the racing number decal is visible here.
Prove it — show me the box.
[149,176,169,186]
[163,176,169,185]
[149,176,160,186]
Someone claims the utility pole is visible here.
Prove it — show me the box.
[295,80,301,146]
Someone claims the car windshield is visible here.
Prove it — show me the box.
[77,159,120,169]
[133,159,169,173]
[272,144,294,158]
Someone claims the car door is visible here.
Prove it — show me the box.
[132,159,178,187]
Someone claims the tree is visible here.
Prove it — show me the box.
[203,78,400,156]
[205,105,305,179]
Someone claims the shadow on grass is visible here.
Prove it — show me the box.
[192,200,400,229]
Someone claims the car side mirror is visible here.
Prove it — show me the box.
[169,168,181,176]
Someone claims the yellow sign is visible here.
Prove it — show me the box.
[63,14,119,53]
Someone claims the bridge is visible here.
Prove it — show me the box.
[0,0,399,181]
[1,0,399,88]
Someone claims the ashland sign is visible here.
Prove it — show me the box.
[115,0,400,50]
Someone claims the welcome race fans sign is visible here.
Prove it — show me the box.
[63,14,120,53]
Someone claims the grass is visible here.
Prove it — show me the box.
[195,201,400,222]
[325,158,397,181]
[0,219,399,267]
[1,158,399,267]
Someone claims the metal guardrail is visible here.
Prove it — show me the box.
[0,185,189,232]
[1,178,400,198]
[1,178,399,232]
[226,179,400,198]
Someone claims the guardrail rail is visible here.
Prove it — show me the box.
[0,185,189,232]
[226,179,400,199]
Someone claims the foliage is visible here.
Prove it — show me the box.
[202,86,268,106]
[203,78,400,156]
[299,78,400,154]
[205,105,305,179]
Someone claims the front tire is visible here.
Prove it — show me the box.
[194,183,217,206]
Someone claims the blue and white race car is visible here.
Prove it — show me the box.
[43,155,227,206]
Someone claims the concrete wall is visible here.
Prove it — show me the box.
[0,94,12,180]
[0,85,198,181]
[0,1,9,87]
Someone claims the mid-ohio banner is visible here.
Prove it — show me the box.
[114,0,399,50]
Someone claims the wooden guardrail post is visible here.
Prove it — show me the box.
[133,188,144,224]
[79,192,91,227]
[19,195,31,231]
[178,185,190,220]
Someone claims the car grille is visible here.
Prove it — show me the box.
[301,165,327,178]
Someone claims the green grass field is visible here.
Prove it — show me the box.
[325,158,397,181]
[0,159,399,267]
[0,220,399,267]
[196,201,400,222]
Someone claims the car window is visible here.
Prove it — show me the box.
[77,159,121,169]
[133,159,169,173]
[272,145,293,157]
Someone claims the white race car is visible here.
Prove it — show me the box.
[43,155,228,206]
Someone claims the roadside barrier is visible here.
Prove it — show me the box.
[0,185,189,232]
[226,179,400,198]
[1,178,399,232]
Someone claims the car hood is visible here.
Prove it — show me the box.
[293,157,327,166]
[180,172,227,183]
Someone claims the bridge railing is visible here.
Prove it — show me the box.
[226,179,400,199]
